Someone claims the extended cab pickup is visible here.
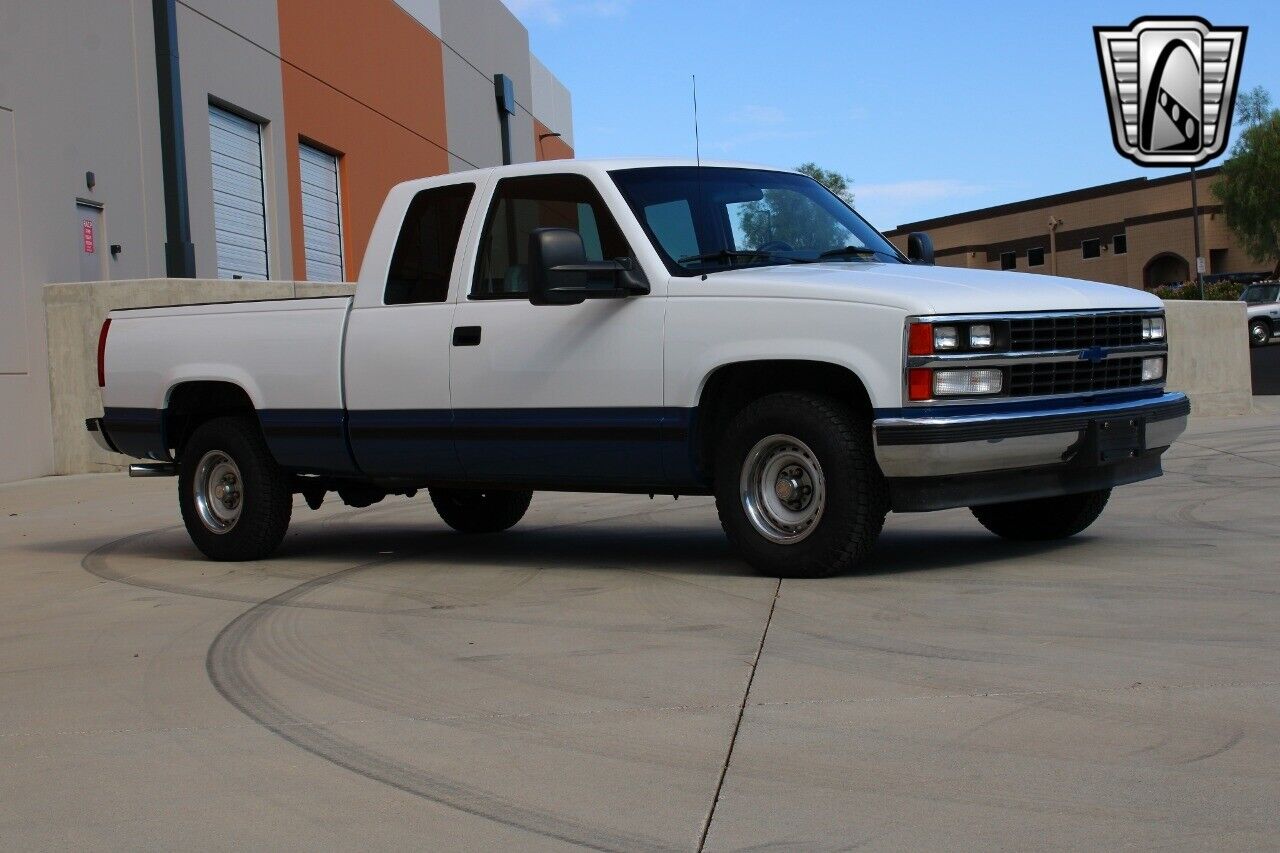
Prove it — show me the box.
[88,159,1189,577]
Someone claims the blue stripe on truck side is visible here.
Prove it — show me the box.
[102,406,705,489]
[258,409,359,476]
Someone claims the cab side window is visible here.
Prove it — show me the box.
[384,182,475,305]
[472,174,631,299]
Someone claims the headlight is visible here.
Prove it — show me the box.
[1141,357,1165,382]
[968,324,993,348]
[1142,317,1166,340]
[933,326,959,350]
[933,368,1003,396]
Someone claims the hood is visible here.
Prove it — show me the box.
[678,261,1163,315]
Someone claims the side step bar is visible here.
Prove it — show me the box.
[129,463,177,478]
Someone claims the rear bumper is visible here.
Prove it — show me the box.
[874,392,1190,512]
[85,418,120,454]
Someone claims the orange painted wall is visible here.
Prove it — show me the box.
[278,0,450,280]
[534,118,575,161]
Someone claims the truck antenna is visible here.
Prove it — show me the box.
[692,74,701,168]
[693,75,707,280]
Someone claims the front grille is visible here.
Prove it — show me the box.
[1008,313,1147,352]
[1008,357,1145,397]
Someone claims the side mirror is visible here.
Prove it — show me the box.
[907,232,934,265]
[528,227,649,306]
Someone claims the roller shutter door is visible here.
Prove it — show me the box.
[298,144,344,281]
[209,105,268,280]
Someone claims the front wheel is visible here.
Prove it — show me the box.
[714,393,888,578]
[971,489,1111,541]
[429,487,532,534]
[178,416,293,561]
[1249,318,1271,347]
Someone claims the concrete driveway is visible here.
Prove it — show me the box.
[2,413,1278,850]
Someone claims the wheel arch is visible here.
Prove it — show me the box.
[692,359,874,482]
[163,380,260,457]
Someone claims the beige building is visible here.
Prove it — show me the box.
[885,167,1273,291]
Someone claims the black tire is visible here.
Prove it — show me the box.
[714,392,888,579]
[178,416,292,561]
[1249,318,1271,347]
[971,488,1111,541]
[429,487,532,534]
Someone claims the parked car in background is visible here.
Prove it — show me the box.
[1243,282,1280,346]
[88,159,1189,578]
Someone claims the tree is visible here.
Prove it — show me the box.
[1213,109,1280,277]
[737,162,855,251]
[1235,85,1273,127]
[796,162,854,204]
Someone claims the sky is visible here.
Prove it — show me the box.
[504,0,1279,231]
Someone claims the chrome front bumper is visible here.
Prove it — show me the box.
[873,392,1190,479]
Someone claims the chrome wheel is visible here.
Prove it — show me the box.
[739,433,825,544]
[1250,320,1269,346]
[193,450,243,534]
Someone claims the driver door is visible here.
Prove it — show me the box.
[449,173,668,488]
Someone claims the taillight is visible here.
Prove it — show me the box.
[97,319,111,388]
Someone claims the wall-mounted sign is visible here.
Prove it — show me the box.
[82,219,95,254]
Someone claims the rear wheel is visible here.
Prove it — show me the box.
[714,392,887,578]
[429,487,532,534]
[1249,318,1271,347]
[971,489,1111,541]
[178,416,292,561]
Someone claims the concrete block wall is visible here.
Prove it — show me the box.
[44,279,355,475]
[1162,300,1253,416]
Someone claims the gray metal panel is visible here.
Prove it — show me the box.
[440,0,534,166]
[209,105,268,280]
[298,143,343,282]
[529,55,574,147]
[442,50,501,169]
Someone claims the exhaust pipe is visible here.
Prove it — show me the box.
[129,463,177,478]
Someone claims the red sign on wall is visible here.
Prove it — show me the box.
[82,219,95,254]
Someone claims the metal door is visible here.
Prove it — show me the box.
[76,202,103,282]
[209,105,268,280]
[298,143,343,281]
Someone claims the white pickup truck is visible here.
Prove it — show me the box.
[88,158,1189,577]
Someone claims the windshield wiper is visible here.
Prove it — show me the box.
[677,249,776,265]
[813,245,901,262]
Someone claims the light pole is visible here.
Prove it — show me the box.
[1189,165,1205,297]
[1048,216,1063,276]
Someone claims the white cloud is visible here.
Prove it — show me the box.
[504,0,632,26]
[851,179,993,231]
[854,179,990,204]
[706,128,814,155]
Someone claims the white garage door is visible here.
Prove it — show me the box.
[298,143,344,281]
[209,105,268,280]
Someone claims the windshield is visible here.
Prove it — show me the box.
[609,167,905,275]
[1242,284,1278,304]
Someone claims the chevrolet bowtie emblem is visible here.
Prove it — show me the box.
[1094,16,1247,167]
[1080,346,1109,365]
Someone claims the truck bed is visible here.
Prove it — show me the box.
[101,296,353,466]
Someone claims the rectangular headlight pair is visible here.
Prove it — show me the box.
[1142,317,1166,340]
[932,324,992,351]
